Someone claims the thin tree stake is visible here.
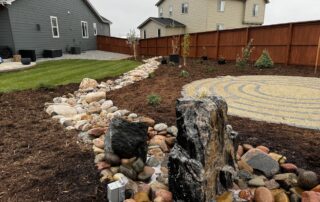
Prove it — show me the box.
[315,36,320,74]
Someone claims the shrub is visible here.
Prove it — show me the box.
[147,93,161,106]
[236,39,254,68]
[255,49,274,69]
[182,34,191,67]
[207,66,216,72]
[179,70,189,78]
[197,87,210,99]
[148,72,155,78]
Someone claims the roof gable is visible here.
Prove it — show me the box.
[138,17,185,29]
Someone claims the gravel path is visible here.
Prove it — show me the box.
[182,76,320,130]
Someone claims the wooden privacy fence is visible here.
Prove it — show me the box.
[97,20,320,66]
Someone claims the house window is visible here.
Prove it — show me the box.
[216,24,224,30]
[218,0,225,12]
[81,21,89,38]
[253,4,259,16]
[144,30,147,39]
[93,23,97,36]
[159,7,163,17]
[182,3,188,14]
[158,29,161,37]
[169,5,173,16]
[50,16,60,38]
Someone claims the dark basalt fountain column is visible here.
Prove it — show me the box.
[168,96,238,202]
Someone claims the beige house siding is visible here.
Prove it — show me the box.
[244,0,266,24]
[139,0,267,38]
[140,21,185,38]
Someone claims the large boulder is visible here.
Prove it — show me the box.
[79,78,98,90]
[241,149,280,178]
[168,96,237,202]
[46,104,77,117]
[104,118,148,162]
[85,92,106,103]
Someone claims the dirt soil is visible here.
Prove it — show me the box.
[0,60,319,201]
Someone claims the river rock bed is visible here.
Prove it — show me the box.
[44,57,319,202]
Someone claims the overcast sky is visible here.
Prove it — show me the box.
[89,0,320,37]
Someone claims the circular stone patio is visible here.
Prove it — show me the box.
[182,76,320,130]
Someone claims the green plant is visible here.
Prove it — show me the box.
[148,72,155,78]
[182,34,191,67]
[236,39,254,68]
[254,49,274,69]
[207,66,216,72]
[197,87,210,99]
[127,29,139,60]
[147,93,161,106]
[179,70,189,78]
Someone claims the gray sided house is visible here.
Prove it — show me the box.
[0,0,111,58]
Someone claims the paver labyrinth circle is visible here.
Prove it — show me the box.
[182,76,320,130]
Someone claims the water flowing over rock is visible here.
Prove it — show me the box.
[168,96,237,202]
[104,118,148,162]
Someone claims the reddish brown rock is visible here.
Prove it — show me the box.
[237,145,244,157]
[243,144,254,151]
[96,161,111,171]
[238,159,254,173]
[256,145,270,154]
[150,135,166,146]
[154,189,173,202]
[281,163,298,173]
[138,117,155,127]
[158,130,167,136]
[254,187,274,202]
[138,183,151,194]
[302,191,320,202]
[148,131,157,139]
[93,138,104,149]
[88,127,107,137]
[133,192,151,202]
[165,137,176,147]
[124,199,136,202]
[311,185,320,193]
[239,189,253,201]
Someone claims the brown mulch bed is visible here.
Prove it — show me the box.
[0,60,319,201]
[0,85,107,201]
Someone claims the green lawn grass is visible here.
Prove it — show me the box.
[0,59,141,93]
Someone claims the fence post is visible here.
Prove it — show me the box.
[156,38,158,56]
[194,33,199,58]
[286,23,293,66]
[167,37,169,56]
[216,31,220,59]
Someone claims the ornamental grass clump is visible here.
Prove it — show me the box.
[147,93,161,106]
[236,39,254,68]
[255,49,274,69]
[182,34,191,67]
[179,70,189,78]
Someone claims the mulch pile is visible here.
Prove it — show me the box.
[0,59,319,201]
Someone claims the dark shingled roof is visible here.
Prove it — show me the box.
[138,17,186,29]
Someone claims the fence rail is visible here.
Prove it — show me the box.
[97,20,320,66]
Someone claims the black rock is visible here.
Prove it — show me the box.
[105,118,148,162]
[298,170,319,190]
[169,96,237,202]
[132,158,144,173]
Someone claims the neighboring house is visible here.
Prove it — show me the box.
[138,0,269,38]
[0,0,111,58]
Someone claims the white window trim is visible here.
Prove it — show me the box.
[81,21,89,39]
[218,0,226,12]
[182,3,188,14]
[159,7,163,17]
[253,4,259,17]
[50,16,60,38]
[93,23,97,36]
[169,5,173,16]
[217,23,224,30]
